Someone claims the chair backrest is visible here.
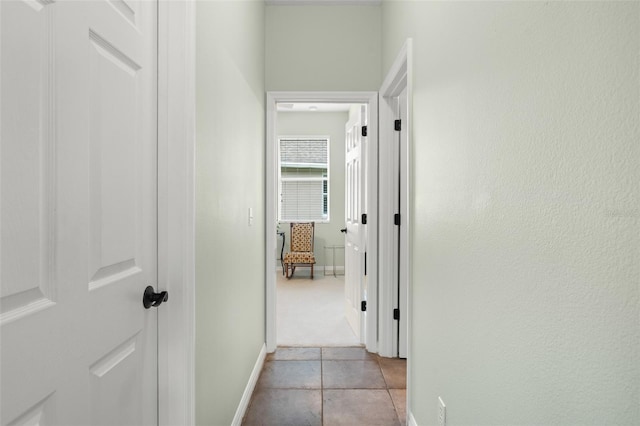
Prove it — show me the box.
[290,222,314,252]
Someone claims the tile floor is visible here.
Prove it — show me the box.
[242,347,407,426]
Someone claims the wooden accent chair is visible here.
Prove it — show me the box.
[283,222,316,279]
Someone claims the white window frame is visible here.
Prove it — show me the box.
[277,135,331,223]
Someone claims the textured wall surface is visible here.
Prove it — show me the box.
[277,111,349,268]
[382,1,639,424]
[266,4,382,91]
[195,1,265,424]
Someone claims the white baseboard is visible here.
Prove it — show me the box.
[231,343,267,426]
[408,411,418,426]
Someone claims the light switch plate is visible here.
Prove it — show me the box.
[438,397,446,426]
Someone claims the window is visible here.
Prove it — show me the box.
[278,137,330,222]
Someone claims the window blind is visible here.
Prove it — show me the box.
[281,180,325,221]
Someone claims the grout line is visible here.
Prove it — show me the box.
[389,389,402,426]
[320,347,324,425]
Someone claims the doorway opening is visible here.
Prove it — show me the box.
[266,92,379,353]
[272,100,370,347]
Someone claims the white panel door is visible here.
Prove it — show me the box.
[344,106,367,341]
[1,0,159,424]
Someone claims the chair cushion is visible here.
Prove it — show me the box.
[284,252,316,264]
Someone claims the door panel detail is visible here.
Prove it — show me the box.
[89,336,137,378]
[89,30,141,75]
[88,29,141,288]
[7,392,55,426]
[89,335,142,426]
[106,0,137,26]
[89,259,140,291]
[0,0,55,325]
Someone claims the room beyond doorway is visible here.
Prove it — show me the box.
[274,101,359,346]
[276,273,359,347]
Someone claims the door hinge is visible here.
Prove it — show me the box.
[361,125,368,137]
[393,308,400,320]
[364,251,367,276]
[394,119,401,131]
[361,213,367,224]
[361,301,367,312]
[394,213,401,226]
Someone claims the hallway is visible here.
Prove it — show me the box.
[242,347,406,425]
[193,1,638,424]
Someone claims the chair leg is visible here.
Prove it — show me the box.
[311,264,314,279]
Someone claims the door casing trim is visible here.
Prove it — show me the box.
[157,1,196,425]
[379,38,413,424]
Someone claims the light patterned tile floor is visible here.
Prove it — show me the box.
[243,347,407,426]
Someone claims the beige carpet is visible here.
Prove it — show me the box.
[276,270,360,347]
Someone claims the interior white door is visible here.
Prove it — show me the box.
[1,0,159,424]
[344,105,367,342]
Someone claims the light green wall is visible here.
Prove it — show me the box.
[383,1,639,424]
[266,5,382,91]
[195,1,265,425]
[277,111,349,269]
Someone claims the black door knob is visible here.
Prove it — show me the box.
[143,286,168,309]
[340,228,347,233]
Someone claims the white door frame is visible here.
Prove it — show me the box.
[157,1,196,425]
[266,92,379,353]
[379,38,412,422]
[379,40,412,358]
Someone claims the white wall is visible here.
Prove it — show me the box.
[266,4,382,91]
[277,111,348,269]
[383,2,639,424]
[195,1,265,424]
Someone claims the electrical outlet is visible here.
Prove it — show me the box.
[438,397,446,426]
